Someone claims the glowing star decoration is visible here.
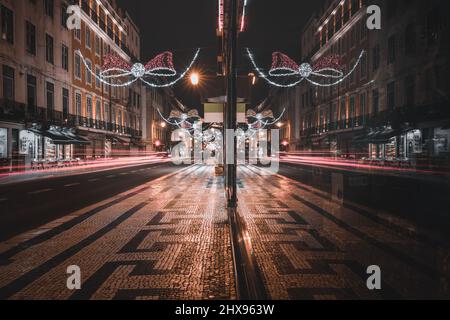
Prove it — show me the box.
[78,49,201,88]
[247,48,366,88]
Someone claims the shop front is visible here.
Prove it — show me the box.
[19,126,91,168]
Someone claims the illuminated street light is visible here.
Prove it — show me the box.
[160,121,167,128]
[276,122,283,128]
[190,72,200,86]
[249,72,256,85]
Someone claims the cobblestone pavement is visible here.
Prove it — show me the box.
[1,164,449,300]
[0,165,236,300]
[237,165,450,300]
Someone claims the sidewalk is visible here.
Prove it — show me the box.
[0,164,448,300]
[0,165,236,300]
[237,165,450,299]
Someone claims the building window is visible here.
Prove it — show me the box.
[104,103,109,123]
[74,52,81,79]
[372,45,380,71]
[85,28,91,49]
[349,96,355,127]
[360,93,366,126]
[387,82,396,110]
[85,60,92,85]
[2,65,15,100]
[74,27,81,41]
[26,21,36,55]
[86,96,92,119]
[62,88,69,118]
[27,74,37,108]
[61,2,68,28]
[44,0,54,18]
[360,54,367,79]
[372,89,379,114]
[388,35,396,64]
[46,82,55,111]
[62,44,69,71]
[96,100,101,121]
[95,35,101,55]
[95,66,101,88]
[46,34,54,64]
[405,23,416,55]
[1,5,14,44]
[75,92,82,116]
[405,76,415,107]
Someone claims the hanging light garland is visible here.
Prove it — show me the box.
[78,48,200,88]
[247,48,365,88]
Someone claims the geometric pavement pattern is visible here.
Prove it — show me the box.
[0,164,449,300]
[238,165,450,300]
[0,165,235,300]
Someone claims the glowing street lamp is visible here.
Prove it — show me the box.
[190,72,200,86]
[276,122,284,128]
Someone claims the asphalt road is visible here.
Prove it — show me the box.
[277,162,450,237]
[0,162,182,241]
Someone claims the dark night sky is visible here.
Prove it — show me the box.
[116,0,326,108]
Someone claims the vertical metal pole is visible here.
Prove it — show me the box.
[225,0,238,208]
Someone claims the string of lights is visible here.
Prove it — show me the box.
[77,48,201,88]
[246,48,366,88]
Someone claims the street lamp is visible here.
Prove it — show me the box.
[276,122,283,128]
[160,121,166,128]
[190,72,200,86]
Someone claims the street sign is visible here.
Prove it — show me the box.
[204,103,246,123]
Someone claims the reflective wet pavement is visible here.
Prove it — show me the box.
[0,165,448,299]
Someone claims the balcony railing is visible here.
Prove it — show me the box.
[0,100,142,138]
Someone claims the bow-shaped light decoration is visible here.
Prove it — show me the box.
[246,48,365,88]
[78,49,200,88]
[244,108,286,138]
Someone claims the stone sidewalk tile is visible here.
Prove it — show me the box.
[237,165,450,300]
[0,165,236,300]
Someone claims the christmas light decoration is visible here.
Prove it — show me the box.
[78,48,200,88]
[247,48,365,88]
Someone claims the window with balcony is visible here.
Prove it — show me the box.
[387,82,396,110]
[26,21,36,55]
[2,65,15,100]
[405,76,415,107]
[96,100,101,122]
[46,34,54,64]
[86,96,92,119]
[27,75,37,108]
[62,88,69,119]
[372,89,379,114]
[46,82,55,111]
[1,5,14,44]
[75,92,82,116]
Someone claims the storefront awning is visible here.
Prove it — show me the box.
[27,128,90,145]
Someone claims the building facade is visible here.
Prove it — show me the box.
[276,0,450,168]
[0,0,147,172]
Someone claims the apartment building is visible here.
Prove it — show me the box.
[71,0,143,158]
[0,0,77,168]
[277,0,450,166]
[0,0,146,171]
